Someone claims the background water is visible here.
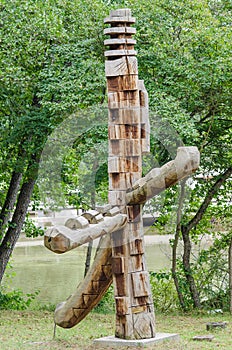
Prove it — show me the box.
[4,238,171,306]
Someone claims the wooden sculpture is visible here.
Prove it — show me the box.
[44,8,200,340]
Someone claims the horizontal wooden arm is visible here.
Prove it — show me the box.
[44,213,127,254]
[126,146,200,205]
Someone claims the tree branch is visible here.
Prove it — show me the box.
[184,166,232,233]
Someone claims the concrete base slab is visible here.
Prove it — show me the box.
[94,333,180,347]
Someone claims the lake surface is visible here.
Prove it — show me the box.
[4,237,172,306]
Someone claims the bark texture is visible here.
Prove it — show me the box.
[0,154,41,284]
[0,171,22,242]
[181,166,232,308]
[172,180,186,309]
[229,240,232,314]
[0,177,37,283]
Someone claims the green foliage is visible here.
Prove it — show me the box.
[0,0,231,312]
[194,230,232,311]
[0,288,39,310]
[94,285,115,314]
[23,217,44,238]
[171,222,232,311]
[149,271,180,312]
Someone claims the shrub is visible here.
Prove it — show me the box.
[0,288,39,310]
[94,284,115,314]
[149,271,180,313]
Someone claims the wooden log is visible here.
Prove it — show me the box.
[107,75,138,92]
[206,322,227,330]
[95,203,112,214]
[193,335,214,342]
[104,27,136,35]
[108,91,140,109]
[44,214,127,254]
[108,156,141,173]
[81,209,103,223]
[104,8,156,340]
[104,16,136,24]
[105,56,137,77]
[108,124,140,140]
[104,206,121,217]
[109,107,140,124]
[109,139,141,157]
[126,146,200,205]
[105,49,137,57]
[109,172,139,190]
[104,38,136,46]
[65,216,89,230]
[54,234,113,328]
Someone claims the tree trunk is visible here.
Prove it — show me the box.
[84,240,93,277]
[0,154,40,284]
[229,239,232,314]
[0,171,22,243]
[172,180,186,309]
[181,225,201,308]
[84,154,98,276]
[179,167,232,309]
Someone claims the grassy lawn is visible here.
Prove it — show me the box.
[0,310,231,349]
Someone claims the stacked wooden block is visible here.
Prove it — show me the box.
[104,9,155,340]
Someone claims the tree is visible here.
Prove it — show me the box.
[0,0,108,283]
[0,0,231,309]
[129,0,231,308]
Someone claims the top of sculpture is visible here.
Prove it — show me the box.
[104,8,136,58]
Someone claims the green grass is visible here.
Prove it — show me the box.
[0,310,231,349]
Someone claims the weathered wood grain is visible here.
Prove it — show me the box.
[104,16,136,24]
[109,107,140,124]
[126,146,200,205]
[105,56,138,77]
[105,49,137,57]
[107,75,138,92]
[138,80,150,154]
[54,234,113,328]
[108,91,140,108]
[104,8,156,340]
[82,209,104,224]
[44,214,127,254]
[109,139,141,157]
[108,156,141,173]
[104,27,136,35]
[104,38,136,46]
[65,216,89,230]
[109,172,140,190]
[108,124,140,140]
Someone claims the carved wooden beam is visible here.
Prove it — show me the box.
[126,146,200,205]
[54,234,112,328]
[44,213,127,254]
